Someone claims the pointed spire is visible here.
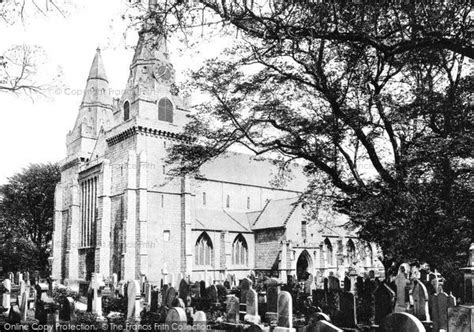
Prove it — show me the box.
[81,48,111,107]
[87,47,108,83]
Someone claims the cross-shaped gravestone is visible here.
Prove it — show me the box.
[244,288,260,324]
[381,312,425,332]
[274,291,294,332]
[91,273,105,316]
[126,280,141,319]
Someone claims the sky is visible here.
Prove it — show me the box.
[0,0,223,184]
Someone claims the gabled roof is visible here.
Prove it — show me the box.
[251,196,300,230]
[194,209,252,233]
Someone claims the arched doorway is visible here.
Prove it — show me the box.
[296,250,313,281]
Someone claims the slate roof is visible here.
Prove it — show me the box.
[194,209,252,233]
[199,152,308,192]
[251,196,300,230]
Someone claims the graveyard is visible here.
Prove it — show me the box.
[1,243,473,332]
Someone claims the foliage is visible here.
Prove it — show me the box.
[141,1,474,281]
[102,296,127,315]
[0,163,61,273]
[52,286,80,303]
[73,312,104,330]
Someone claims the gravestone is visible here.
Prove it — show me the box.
[431,292,453,332]
[91,273,105,316]
[59,296,75,321]
[381,312,426,332]
[267,285,280,313]
[413,280,430,322]
[328,276,340,291]
[7,304,21,323]
[144,282,151,306]
[374,283,395,325]
[216,284,227,303]
[344,277,351,292]
[165,286,177,308]
[150,289,159,312]
[19,280,26,297]
[172,297,185,308]
[207,285,217,303]
[274,291,294,332]
[312,289,326,310]
[305,274,314,294]
[15,272,22,285]
[199,281,206,298]
[126,280,141,319]
[394,271,409,312]
[112,273,118,287]
[2,278,11,309]
[8,272,14,283]
[193,311,207,332]
[244,288,260,324]
[226,295,239,323]
[338,291,357,328]
[165,307,187,331]
[447,305,473,332]
[19,291,28,321]
[310,320,343,331]
[179,278,190,303]
[240,277,252,303]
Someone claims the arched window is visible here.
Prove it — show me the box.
[347,239,356,266]
[365,243,373,267]
[232,234,248,265]
[158,97,173,123]
[324,238,333,266]
[123,101,130,121]
[195,233,213,266]
[202,192,207,206]
[226,195,230,208]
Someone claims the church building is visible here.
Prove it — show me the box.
[51,16,383,286]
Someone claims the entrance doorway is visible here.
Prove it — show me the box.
[296,250,312,281]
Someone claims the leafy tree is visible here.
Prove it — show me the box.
[146,1,473,283]
[0,163,60,274]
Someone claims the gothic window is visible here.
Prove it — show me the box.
[195,233,213,266]
[203,192,207,206]
[324,238,333,266]
[232,234,248,265]
[365,243,374,267]
[158,97,173,123]
[301,220,307,239]
[347,239,356,265]
[123,101,130,121]
[80,176,98,247]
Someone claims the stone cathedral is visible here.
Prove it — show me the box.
[51,20,383,286]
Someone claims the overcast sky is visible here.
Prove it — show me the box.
[0,0,222,184]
